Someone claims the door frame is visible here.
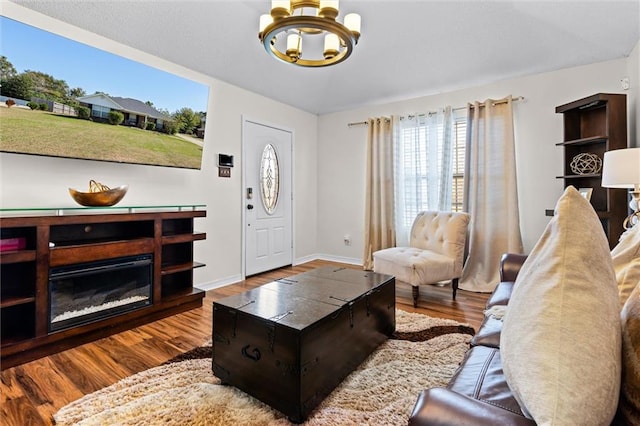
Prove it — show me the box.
[241,116,294,279]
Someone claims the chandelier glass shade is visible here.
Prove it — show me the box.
[258,0,361,67]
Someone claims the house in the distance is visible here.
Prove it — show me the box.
[76,93,172,130]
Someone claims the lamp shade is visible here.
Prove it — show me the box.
[601,148,640,188]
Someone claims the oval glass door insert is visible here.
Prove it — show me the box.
[260,143,280,214]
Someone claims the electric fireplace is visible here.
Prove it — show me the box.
[48,254,153,332]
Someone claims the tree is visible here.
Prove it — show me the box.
[156,107,171,117]
[23,70,69,103]
[69,87,86,99]
[174,107,199,134]
[0,56,17,80]
[1,74,35,100]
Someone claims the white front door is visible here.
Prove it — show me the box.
[243,118,293,276]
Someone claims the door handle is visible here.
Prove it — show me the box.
[247,204,254,210]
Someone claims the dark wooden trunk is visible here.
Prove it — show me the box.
[212,266,395,423]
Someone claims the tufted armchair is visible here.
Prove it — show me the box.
[373,211,471,306]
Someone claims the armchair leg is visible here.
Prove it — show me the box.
[412,286,419,307]
[452,278,459,300]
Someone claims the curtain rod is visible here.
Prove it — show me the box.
[347,96,524,127]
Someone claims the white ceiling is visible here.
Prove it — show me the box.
[8,0,640,115]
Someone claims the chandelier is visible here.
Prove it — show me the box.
[258,0,361,67]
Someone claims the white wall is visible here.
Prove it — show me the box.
[317,57,635,261]
[628,39,640,147]
[0,3,318,289]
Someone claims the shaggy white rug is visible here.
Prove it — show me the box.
[53,311,473,426]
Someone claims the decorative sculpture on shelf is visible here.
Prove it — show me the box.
[570,153,602,175]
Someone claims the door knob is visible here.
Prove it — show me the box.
[247,204,254,210]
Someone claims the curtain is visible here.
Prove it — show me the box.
[460,96,523,292]
[363,117,395,270]
[394,107,454,246]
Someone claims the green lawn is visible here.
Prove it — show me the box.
[0,107,203,169]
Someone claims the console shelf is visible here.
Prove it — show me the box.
[1,250,37,263]
[555,135,608,146]
[0,206,206,369]
[0,295,36,308]
[161,261,206,275]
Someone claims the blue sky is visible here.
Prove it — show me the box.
[1,17,209,114]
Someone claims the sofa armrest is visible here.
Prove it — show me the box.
[499,253,528,283]
[408,388,536,426]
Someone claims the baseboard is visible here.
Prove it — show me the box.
[298,253,363,266]
[195,273,243,292]
[196,255,363,291]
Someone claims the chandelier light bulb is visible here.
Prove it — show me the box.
[286,33,302,60]
[319,0,339,19]
[320,0,339,10]
[323,33,339,59]
[259,14,273,33]
[344,13,361,38]
[272,0,290,10]
[271,0,291,18]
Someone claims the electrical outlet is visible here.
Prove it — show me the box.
[343,235,351,246]
[621,77,630,90]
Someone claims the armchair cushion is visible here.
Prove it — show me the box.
[373,247,454,286]
[373,211,470,304]
[501,186,621,425]
[410,211,470,276]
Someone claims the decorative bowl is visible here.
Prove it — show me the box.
[69,184,128,207]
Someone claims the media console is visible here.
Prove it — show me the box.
[0,205,207,369]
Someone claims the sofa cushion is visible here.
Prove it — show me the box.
[373,247,454,285]
[501,186,622,425]
[470,280,515,348]
[409,388,536,426]
[617,282,640,424]
[612,225,640,306]
[470,315,502,348]
[485,281,515,308]
[447,345,529,418]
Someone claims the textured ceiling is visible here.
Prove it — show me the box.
[7,0,640,115]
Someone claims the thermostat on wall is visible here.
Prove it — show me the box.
[218,154,234,167]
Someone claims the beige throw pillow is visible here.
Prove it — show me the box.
[617,282,640,424]
[612,225,640,306]
[501,186,621,425]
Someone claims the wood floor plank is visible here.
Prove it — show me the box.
[1,396,46,426]
[0,260,490,425]
[0,369,25,403]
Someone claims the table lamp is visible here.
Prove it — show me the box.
[602,147,640,229]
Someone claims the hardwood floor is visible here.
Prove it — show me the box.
[0,260,489,426]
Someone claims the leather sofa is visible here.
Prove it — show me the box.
[408,252,536,426]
